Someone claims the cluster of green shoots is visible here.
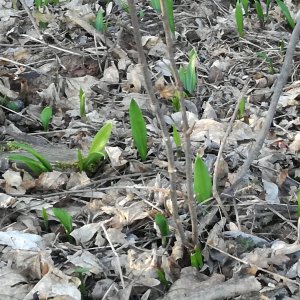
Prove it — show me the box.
[235,0,295,38]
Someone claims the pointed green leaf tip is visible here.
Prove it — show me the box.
[40,106,53,131]
[155,213,170,237]
[129,99,147,161]
[89,121,113,154]
[235,0,244,37]
[52,208,73,235]
[194,156,212,203]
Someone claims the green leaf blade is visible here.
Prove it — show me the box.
[276,0,295,29]
[52,208,73,235]
[89,121,113,154]
[172,125,181,147]
[129,99,147,161]
[235,0,244,37]
[40,106,53,132]
[11,142,52,172]
[9,154,47,175]
[194,156,212,203]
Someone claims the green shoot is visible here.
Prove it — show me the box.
[77,121,112,172]
[129,99,147,161]
[150,0,161,12]
[77,149,84,172]
[95,9,106,32]
[235,0,244,37]
[40,106,53,131]
[257,52,275,74]
[156,268,171,288]
[194,156,212,203]
[9,142,52,176]
[52,208,73,235]
[34,0,43,9]
[6,100,24,112]
[238,97,246,120]
[79,88,86,118]
[255,0,264,26]
[151,0,175,34]
[172,125,181,148]
[74,267,89,297]
[241,0,249,16]
[171,93,180,111]
[155,213,170,247]
[276,0,295,29]
[179,49,197,95]
[41,207,49,232]
[266,0,271,18]
[89,121,113,154]
[297,190,300,218]
[119,0,129,12]
[190,246,204,269]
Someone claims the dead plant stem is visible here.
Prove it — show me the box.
[127,0,187,246]
[223,16,300,195]
[159,0,198,247]
[212,80,250,222]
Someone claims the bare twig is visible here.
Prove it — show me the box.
[101,223,125,289]
[224,16,300,195]
[212,80,250,221]
[19,0,42,39]
[159,1,198,247]
[127,0,187,246]
[207,243,300,287]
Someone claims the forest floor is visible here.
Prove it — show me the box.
[0,0,300,299]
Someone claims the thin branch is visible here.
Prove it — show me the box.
[101,223,125,289]
[127,0,187,246]
[19,0,42,39]
[159,1,198,247]
[212,80,250,222]
[223,16,300,195]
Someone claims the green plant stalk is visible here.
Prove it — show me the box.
[255,0,264,26]
[95,9,106,32]
[266,0,271,18]
[241,0,249,16]
[150,0,161,13]
[190,246,204,269]
[156,268,171,288]
[276,0,295,29]
[297,189,300,218]
[171,94,180,111]
[257,52,275,74]
[52,208,73,235]
[83,152,105,171]
[151,0,174,34]
[238,97,246,119]
[179,49,197,95]
[155,213,170,247]
[129,99,147,161]
[74,267,89,297]
[41,207,49,232]
[172,125,181,147]
[79,88,86,118]
[235,0,244,37]
[40,106,52,131]
[194,156,212,203]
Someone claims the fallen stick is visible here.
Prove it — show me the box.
[223,15,300,195]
